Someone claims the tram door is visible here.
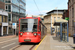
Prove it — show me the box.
[0,26,1,36]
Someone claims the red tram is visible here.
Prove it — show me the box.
[19,17,47,43]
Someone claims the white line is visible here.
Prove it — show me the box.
[1,42,16,48]
[0,38,18,43]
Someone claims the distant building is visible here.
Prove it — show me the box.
[32,15,44,22]
[3,0,26,35]
[44,10,66,33]
[62,10,69,19]
[68,0,75,36]
[0,0,8,36]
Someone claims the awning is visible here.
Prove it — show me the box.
[54,19,68,26]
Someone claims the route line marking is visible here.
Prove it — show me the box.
[1,42,16,48]
[35,35,46,50]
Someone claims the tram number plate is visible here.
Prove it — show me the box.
[24,39,31,41]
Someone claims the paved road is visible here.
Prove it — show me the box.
[0,36,38,50]
[0,36,19,50]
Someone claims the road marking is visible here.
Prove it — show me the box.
[0,38,18,43]
[35,35,46,50]
[1,42,16,48]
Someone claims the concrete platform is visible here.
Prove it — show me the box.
[35,34,50,50]
[35,34,75,50]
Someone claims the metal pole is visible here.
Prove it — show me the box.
[67,22,69,42]
[51,16,52,35]
[60,23,62,41]
[56,8,58,37]
[56,26,57,37]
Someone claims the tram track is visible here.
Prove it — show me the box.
[29,45,35,50]
[10,43,37,50]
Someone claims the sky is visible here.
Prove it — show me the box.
[26,0,68,15]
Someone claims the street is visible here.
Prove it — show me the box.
[0,36,38,50]
[0,36,18,50]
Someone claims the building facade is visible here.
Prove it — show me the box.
[62,10,69,19]
[44,10,65,33]
[0,10,8,36]
[4,0,26,35]
[0,0,5,10]
[0,0,8,36]
[68,0,75,36]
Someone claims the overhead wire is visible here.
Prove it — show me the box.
[33,0,41,14]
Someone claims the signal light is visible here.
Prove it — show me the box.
[20,33,23,35]
[33,33,37,36]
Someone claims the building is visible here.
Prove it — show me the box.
[3,0,26,35]
[0,0,8,36]
[32,15,44,22]
[0,0,5,10]
[62,10,69,20]
[68,0,75,36]
[44,10,65,33]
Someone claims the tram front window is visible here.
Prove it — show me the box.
[20,19,38,32]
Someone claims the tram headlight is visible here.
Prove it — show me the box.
[34,33,37,36]
[20,33,23,35]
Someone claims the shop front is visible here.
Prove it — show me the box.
[0,10,8,36]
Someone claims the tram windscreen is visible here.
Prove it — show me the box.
[20,19,38,32]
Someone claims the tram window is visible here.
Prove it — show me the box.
[33,25,37,28]
[33,25,37,32]
[20,19,38,32]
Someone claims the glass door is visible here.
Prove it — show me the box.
[3,26,7,35]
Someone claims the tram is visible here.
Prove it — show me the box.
[18,17,47,43]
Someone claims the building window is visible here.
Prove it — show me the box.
[0,16,2,22]
[72,8,74,18]
[3,16,7,22]
[54,17,56,22]
[5,5,11,12]
[72,20,74,29]
[8,14,11,21]
[3,26,7,35]
[12,15,17,22]
[5,0,11,3]
[5,5,8,10]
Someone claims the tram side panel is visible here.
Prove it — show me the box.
[41,24,44,39]
[41,24,47,39]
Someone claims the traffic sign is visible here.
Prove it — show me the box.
[12,23,17,29]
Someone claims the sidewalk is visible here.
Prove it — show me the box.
[35,34,75,50]
[0,35,16,39]
[50,35,75,50]
[36,34,50,50]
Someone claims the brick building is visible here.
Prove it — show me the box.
[68,0,75,36]
[0,0,5,10]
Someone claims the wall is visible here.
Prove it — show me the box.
[44,14,63,34]
[68,0,75,36]
[0,1,5,10]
